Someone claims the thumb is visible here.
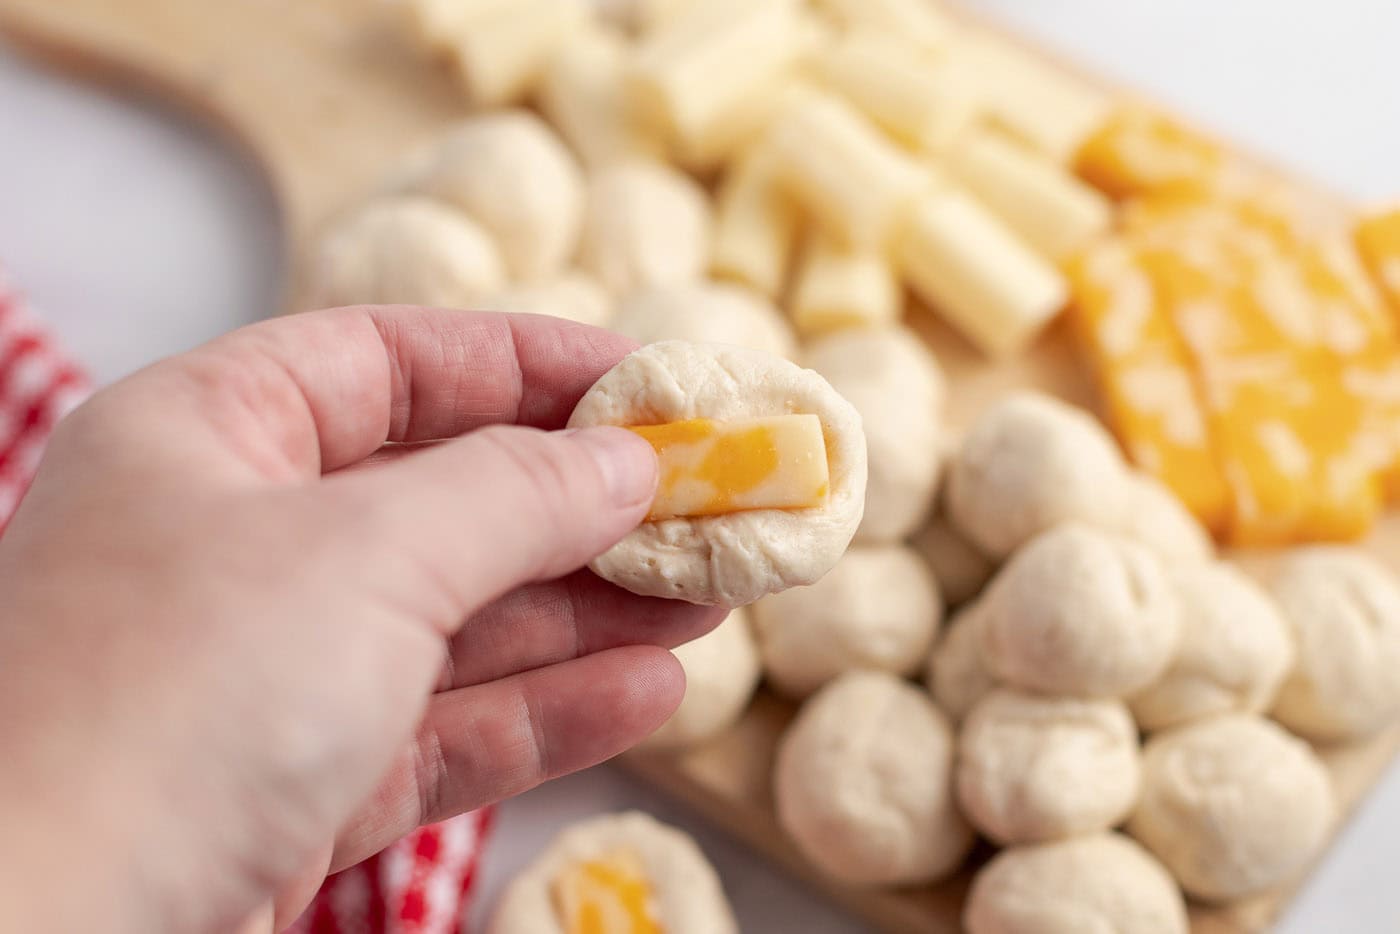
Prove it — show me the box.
[323,424,657,629]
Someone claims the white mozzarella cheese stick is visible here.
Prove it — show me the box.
[711,144,800,297]
[791,235,901,336]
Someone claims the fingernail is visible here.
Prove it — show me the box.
[570,426,657,508]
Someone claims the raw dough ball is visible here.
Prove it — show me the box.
[404,111,584,279]
[926,601,998,723]
[957,688,1140,845]
[310,196,505,308]
[1128,714,1335,901]
[569,341,867,607]
[475,272,613,327]
[947,392,1131,558]
[803,327,947,543]
[979,524,1180,697]
[488,811,737,934]
[1130,562,1294,731]
[611,282,796,358]
[1268,547,1400,741]
[576,162,712,294]
[1113,472,1214,568]
[641,609,761,750]
[752,544,942,698]
[774,671,973,885]
[911,512,996,606]
[965,833,1188,934]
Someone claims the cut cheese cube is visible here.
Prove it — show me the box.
[628,415,830,520]
[818,29,979,154]
[710,144,799,297]
[553,850,661,934]
[537,24,666,169]
[1067,241,1230,531]
[405,0,507,52]
[1075,104,1233,199]
[764,88,931,247]
[811,0,952,52]
[946,31,1112,164]
[897,186,1067,357]
[631,0,807,169]
[447,0,582,105]
[790,235,900,335]
[944,128,1113,261]
[1356,207,1400,314]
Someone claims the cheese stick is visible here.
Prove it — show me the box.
[711,144,800,297]
[812,0,952,52]
[947,31,1112,164]
[448,0,583,106]
[1356,207,1400,313]
[791,235,901,335]
[537,23,665,168]
[898,186,1068,356]
[944,128,1112,261]
[631,0,808,170]
[405,0,506,53]
[819,29,980,154]
[764,88,930,247]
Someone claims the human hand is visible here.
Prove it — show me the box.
[0,306,723,933]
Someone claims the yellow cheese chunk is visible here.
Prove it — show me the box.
[553,851,661,934]
[629,415,831,521]
[1075,105,1233,200]
[1356,207,1400,315]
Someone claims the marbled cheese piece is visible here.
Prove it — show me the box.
[1356,207,1400,315]
[629,415,830,520]
[552,850,661,934]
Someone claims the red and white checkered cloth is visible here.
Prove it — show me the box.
[0,269,494,933]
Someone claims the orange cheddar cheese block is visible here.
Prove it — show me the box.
[1356,207,1400,315]
[1067,240,1229,531]
[628,414,830,521]
[1074,104,1234,200]
[553,851,662,934]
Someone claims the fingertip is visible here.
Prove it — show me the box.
[568,426,658,511]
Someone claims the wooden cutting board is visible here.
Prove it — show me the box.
[5,2,1397,930]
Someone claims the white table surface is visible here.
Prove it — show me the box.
[3,2,1399,930]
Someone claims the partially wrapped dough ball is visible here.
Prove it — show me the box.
[1128,714,1335,901]
[1130,562,1294,731]
[403,111,584,280]
[1113,472,1213,567]
[947,392,1131,558]
[803,327,946,542]
[752,544,941,698]
[979,524,1180,697]
[576,162,712,294]
[475,272,612,327]
[610,282,795,358]
[488,811,737,934]
[965,833,1188,934]
[774,671,973,885]
[911,512,996,606]
[1269,546,1400,741]
[568,341,867,607]
[310,196,504,308]
[926,601,997,723]
[641,609,761,751]
[957,688,1140,845]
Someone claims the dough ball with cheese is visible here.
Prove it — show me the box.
[475,272,613,327]
[569,341,866,607]
[1113,472,1214,567]
[1268,547,1400,741]
[576,162,712,294]
[965,833,1188,934]
[641,609,761,750]
[402,111,583,280]
[310,196,505,308]
[1128,714,1334,901]
[803,326,947,543]
[926,601,998,723]
[957,689,1140,845]
[610,282,796,358]
[774,670,973,885]
[1130,562,1294,731]
[980,524,1180,697]
[488,811,737,934]
[911,512,997,606]
[947,392,1131,558]
[752,544,941,698]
